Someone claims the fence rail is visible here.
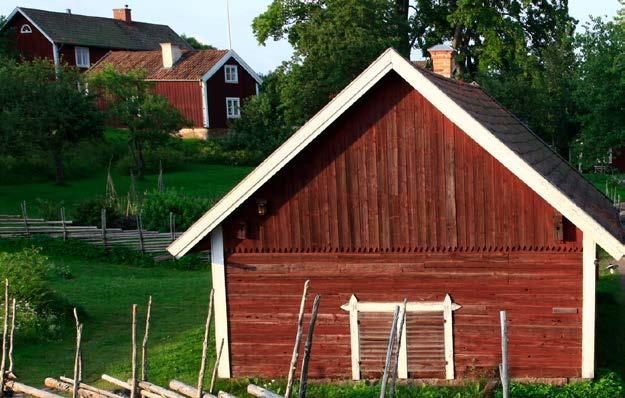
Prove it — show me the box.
[0,207,200,261]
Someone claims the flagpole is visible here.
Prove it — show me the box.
[225,0,232,49]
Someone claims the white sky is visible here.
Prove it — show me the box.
[2,0,621,74]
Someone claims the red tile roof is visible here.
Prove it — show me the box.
[88,49,229,80]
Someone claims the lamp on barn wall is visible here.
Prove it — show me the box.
[236,222,247,240]
[256,199,268,216]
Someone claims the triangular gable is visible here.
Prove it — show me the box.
[168,48,625,259]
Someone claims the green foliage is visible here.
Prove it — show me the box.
[180,34,215,50]
[573,18,625,168]
[617,0,625,25]
[499,372,624,398]
[0,15,17,59]
[0,247,73,341]
[73,196,129,229]
[141,189,216,232]
[88,65,188,178]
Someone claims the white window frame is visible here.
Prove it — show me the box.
[74,46,90,68]
[226,97,241,119]
[341,294,460,381]
[20,24,32,34]
[224,64,238,83]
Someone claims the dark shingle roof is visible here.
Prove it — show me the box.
[17,7,191,50]
[88,49,229,80]
[412,63,625,243]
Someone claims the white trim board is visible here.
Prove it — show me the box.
[4,8,55,44]
[167,47,625,260]
[341,294,460,380]
[581,236,596,378]
[200,49,262,85]
[210,225,231,378]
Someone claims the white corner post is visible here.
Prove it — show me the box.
[397,305,408,379]
[443,294,455,380]
[211,224,230,378]
[52,43,60,75]
[347,295,361,380]
[201,80,210,128]
[582,235,597,379]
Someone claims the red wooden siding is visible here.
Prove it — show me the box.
[153,81,204,127]
[58,45,110,70]
[206,58,258,129]
[7,14,53,61]
[226,252,582,379]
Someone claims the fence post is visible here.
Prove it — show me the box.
[137,213,145,254]
[101,208,107,248]
[499,311,509,398]
[20,201,30,239]
[169,212,176,242]
[61,207,68,241]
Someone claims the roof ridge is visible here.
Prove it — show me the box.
[19,6,170,28]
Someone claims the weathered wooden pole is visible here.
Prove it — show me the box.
[21,201,30,238]
[209,338,224,394]
[285,280,310,398]
[168,380,216,398]
[170,213,176,241]
[0,279,9,397]
[7,299,15,374]
[197,289,214,398]
[246,385,283,398]
[389,299,407,398]
[61,207,68,241]
[137,214,145,254]
[74,308,82,381]
[499,311,509,398]
[101,208,107,248]
[7,380,64,398]
[58,377,123,398]
[101,374,131,390]
[141,296,152,381]
[131,304,138,398]
[380,306,399,398]
[72,323,83,398]
[298,294,320,398]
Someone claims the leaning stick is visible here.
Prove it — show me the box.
[389,299,407,398]
[168,380,216,398]
[101,374,131,390]
[130,380,187,398]
[74,308,82,381]
[380,306,399,398]
[46,378,122,398]
[0,279,9,395]
[209,339,224,394]
[8,299,15,374]
[59,377,123,398]
[73,323,83,398]
[142,296,152,381]
[284,280,310,398]
[131,304,138,398]
[246,385,283,398]
[197,289,214,398]
[298,294,320,398]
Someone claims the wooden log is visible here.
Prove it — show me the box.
[285,280,310,398]
[168,380,216,398]
[101,374,131,390]
[298,294,320,398]
[380,306,399,398]
[247,385,283,398]
[73,323,83,398]
[7,380,64,398]
[140,390,166,398]
[46,378,117,398]
[197,289,214,398]
[389,299,407,398]
[59,377,123,398]
[74,308,82,381]
[131,304,138,398]
[1,279,9,397]
[209,338,224,394]
[131,380,188,398]
[217,392,238,398]
[8,299,15,373]
[142,296,152,381]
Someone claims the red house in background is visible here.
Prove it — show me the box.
[89,44,262,135]
[0,6,191,70]
[168,47,625,382]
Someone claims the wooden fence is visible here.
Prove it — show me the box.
[0,207,192,260]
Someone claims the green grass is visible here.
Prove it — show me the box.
[585,173,625,201]
[0,164,251,218]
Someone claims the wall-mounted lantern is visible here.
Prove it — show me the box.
[256,199,268,216]
[237,222,247,240]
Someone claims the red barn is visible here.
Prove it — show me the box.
[88,45,261,135]
[1,6,191,70]
[169,48,625,382]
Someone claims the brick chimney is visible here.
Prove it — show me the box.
[113,5,132,22]
[428,44,455,79]
[160,43,182,68]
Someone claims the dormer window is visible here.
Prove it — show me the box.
[75,46,90,68]
[20,24,32,34]
[224,65,238,83]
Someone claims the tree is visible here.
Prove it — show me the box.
[0,15,17,58]
[573,17,625,167]
[88,65,188,178]
[0,58,103,184]
[617,0,625,24]
[180,34,215,50]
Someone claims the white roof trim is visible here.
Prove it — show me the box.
[200,49,262,85]
[5,7,55,45]
[168,48,625,260]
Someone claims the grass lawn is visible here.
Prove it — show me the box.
[0,164,252,218]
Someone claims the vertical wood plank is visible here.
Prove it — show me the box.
[211,225,230,378]
[582,235,596,378]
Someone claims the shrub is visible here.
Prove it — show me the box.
[499,372,624,398]
[34,198,65,220]
[0,247,73,341]
[73,196,134,229]
[141,189,216,232]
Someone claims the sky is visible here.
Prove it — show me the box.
[2,0,622,74]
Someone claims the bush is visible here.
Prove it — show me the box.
[0,247,73,342]
[34,198,65,221]
[499,372,624,398]
[141,189,216,232]
[73,196,135,229]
